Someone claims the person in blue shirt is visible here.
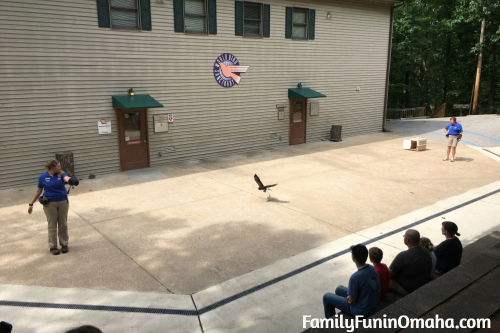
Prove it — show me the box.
[323,244,381,318]
[443,117,463,162]
[28,158,78,255]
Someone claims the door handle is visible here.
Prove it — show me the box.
[290,123,293,126]
[144,140,147,143]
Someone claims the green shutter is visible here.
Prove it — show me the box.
[263,4,270,38]
[235,1,243,36]
[308,9,315,40]
[173,0,184,32]
[285,7,292,39]
[140,0,152,31]
[96,0,110,28]
[208,0,217,34]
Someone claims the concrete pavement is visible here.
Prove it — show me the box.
[1,117,499,332]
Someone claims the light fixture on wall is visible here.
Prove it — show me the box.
[297,82,303,89]
[326,12,332,20]
[128,88,135,96]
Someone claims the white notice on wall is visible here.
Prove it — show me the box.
[167,114,174,122]
[98,119,112,134]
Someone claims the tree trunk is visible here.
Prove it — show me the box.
[489,45,498,113]
[405,70,410,108]
[442,0,453,104]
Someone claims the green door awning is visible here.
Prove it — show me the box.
[288,88,326,99]
[112,94,164,110]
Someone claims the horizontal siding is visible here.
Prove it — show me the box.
[0,0,391,189]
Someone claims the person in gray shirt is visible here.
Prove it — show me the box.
[389,229,432,296]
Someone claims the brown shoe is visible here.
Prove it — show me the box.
[50,248,60,255]
[61,245,69,254]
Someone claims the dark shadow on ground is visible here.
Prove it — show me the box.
[266,196,289,203]
[0,204,330,295]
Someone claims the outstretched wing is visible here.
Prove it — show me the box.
[264,184,277,189]
[254,174,265,189]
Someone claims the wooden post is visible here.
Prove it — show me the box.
[472,15,486,115]
[56,151,74,176]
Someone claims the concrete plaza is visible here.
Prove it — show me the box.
[1,115,499,332]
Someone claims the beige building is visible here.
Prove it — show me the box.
[0,0,401,189]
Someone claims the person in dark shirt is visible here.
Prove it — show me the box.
[434,221,462,275]
[389,229,432,296]
[369,247,390,299]
[323,244,381,318]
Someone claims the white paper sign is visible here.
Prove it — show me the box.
[168,114,174,122]
[98,120,112,134]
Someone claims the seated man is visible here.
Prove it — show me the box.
[323,244,381,318]
[389,229,432,296]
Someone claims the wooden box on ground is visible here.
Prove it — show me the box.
[403,138,427,151]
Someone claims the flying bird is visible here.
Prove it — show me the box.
[254,174,277,193]
[219,62,249,84]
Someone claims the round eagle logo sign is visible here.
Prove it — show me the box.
[213,53,249,88]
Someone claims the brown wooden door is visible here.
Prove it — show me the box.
[117,109,149,171]
[289,98,307,145]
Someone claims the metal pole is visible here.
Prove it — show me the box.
[472,12,486,115]
[382,5,395,131]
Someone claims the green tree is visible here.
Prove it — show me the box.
[389,0,500,114]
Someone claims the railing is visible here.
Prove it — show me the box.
[386,104,427,119]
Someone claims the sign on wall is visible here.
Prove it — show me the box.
[154,115,168,133]
[213,53,249,88]
[98,119,112,134]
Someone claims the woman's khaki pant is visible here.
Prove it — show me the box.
[43,200,69,249]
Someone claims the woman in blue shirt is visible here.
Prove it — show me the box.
[28,159,78,255]
[443,117,463,162]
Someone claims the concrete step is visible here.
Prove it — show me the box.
[303,231,500,333]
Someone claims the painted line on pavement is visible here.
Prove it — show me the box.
[483,149,500,159]
[2,189,499,316]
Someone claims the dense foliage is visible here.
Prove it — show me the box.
[388,0,500,114]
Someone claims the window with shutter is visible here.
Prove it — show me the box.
[292,8,307,40]
[243,2,261,37]
[185,0,207,33]
[110,0,140,29]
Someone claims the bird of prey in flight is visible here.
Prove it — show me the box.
[254,174,277,193]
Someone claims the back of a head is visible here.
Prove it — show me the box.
[65,326,102,333]
[442,221,460,237]
[406,229,420,246]
[419,237,434,251]
[369,247,383,264]
[350,244,368,264]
